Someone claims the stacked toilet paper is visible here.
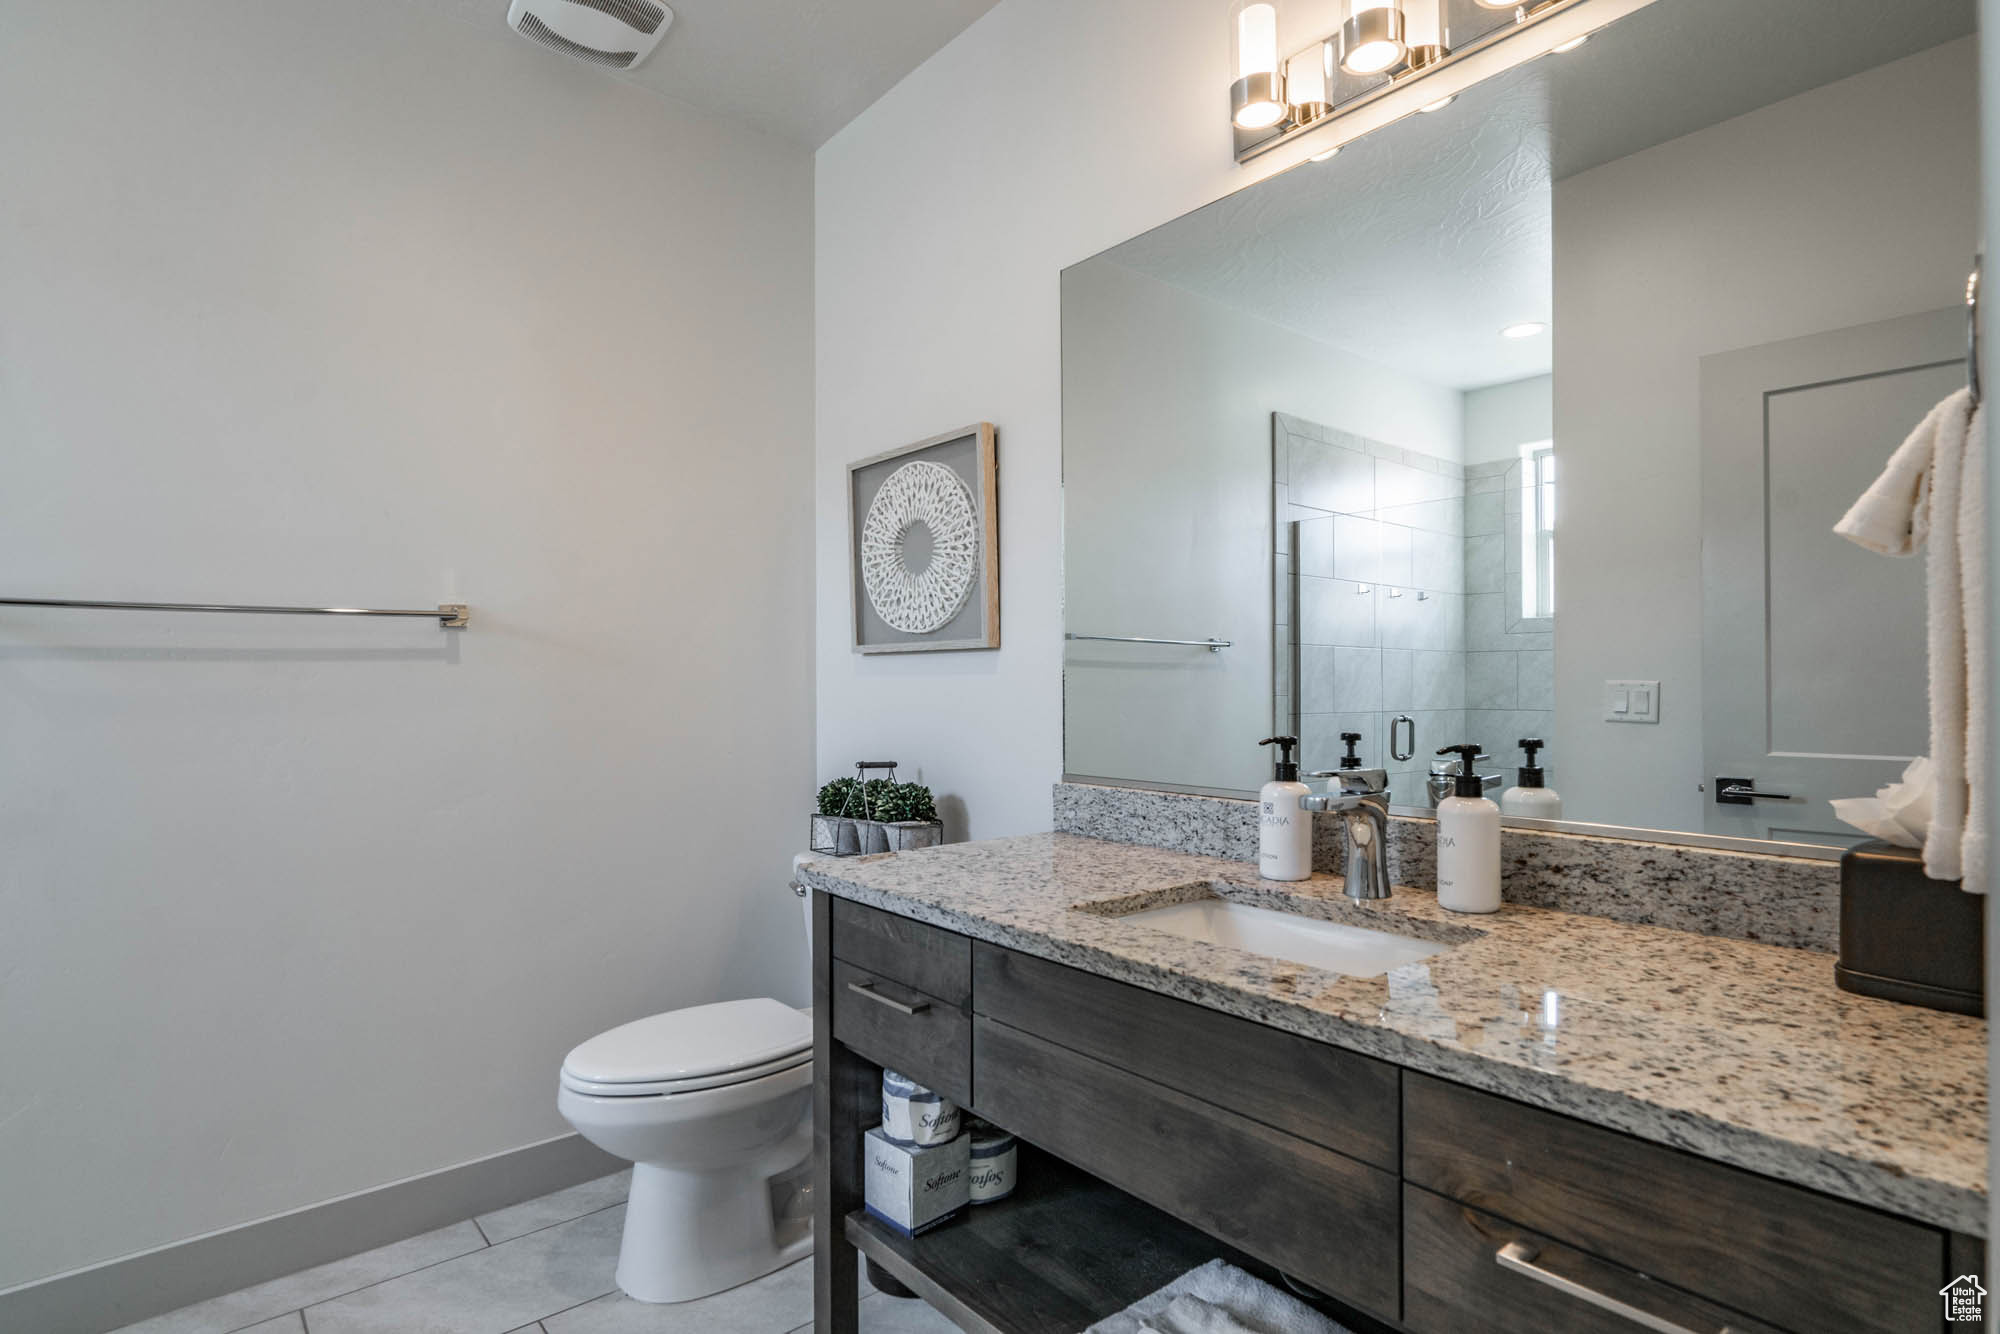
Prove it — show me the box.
[864,1071,1019,1234]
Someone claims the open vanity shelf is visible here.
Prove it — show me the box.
[844,1145,1331,1334]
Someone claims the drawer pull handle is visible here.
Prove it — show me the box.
[846,980,929,1016]
[1496,1242,1733,1334]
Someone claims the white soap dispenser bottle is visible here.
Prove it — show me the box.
[1258,736,1312,881]
[1499,738,1563,819]
[1434,744,1501,913]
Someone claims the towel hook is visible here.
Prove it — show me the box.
[1968,254,1981,408]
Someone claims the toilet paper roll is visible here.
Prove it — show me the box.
[967,1120,1017,1204]
[881,1069,961,1146]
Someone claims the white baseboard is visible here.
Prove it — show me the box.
[0,1133,621,1334]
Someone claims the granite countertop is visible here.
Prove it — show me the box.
[799,832,1989,1235]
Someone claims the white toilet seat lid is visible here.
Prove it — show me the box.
[561,998,811,1089]
[559,1047,810,1098]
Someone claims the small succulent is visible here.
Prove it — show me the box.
[877,781,938,824]
[817,777,863,817]
[817,776,937,823]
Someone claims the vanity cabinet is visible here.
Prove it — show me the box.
[974,1017,1401,1319]
[973,944,1399,1169]
[1403,1074,1940,1334]
[814,896,1967,1334]
[1400,1185,1788,1334]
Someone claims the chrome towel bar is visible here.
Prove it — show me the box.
[1065,633,1231,652]
[0,597,469,627]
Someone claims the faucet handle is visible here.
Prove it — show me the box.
[1334,767,1389,796]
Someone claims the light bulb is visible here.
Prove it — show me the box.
[1231,1,1286,130]
[1420,94,1455,112]
[1236,2,1278,79]
[1341,0,1406,75]
[1287,41,1333,122]
[1552,33,1589,52]
[1403,0,1449,70]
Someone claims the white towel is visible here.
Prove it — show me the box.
[1140,1295,1260,1334]
[1835,387,1986,886]
[1960,399,1988,887]
[1085,1260,1352,1334]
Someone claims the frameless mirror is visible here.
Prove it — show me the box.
[1062,0,1977,849]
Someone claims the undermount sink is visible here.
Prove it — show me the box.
[1117,898,1448,977]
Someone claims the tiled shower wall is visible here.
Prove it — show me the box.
[1463,458,1556,787]
[1274,412,1467,805]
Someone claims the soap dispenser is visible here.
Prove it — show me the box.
[1500,738,1563,819]
[1257,736,1312,881]
[1434,743,1501,914]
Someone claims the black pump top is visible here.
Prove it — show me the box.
[1516,738,1546,789]
[1436,744,1487,799]
[1339,732,1364,770]
[1260,736,1300,782]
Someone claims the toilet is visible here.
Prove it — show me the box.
[558,996,814,1302]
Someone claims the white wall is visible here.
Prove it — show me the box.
[815,0,1355,842]
[0,1,812,1291]
[1553,37,1977,831]
[1062,260,1461,795]
[1463,375,1552,466]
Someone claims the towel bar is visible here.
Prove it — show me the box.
[0,596,469,627]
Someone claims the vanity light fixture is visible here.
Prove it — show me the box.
[1231,0,1287,129]
[1501,321,1548,339]
[1402,0,1450,72]
[1340,0,1406,75]
[1230,0,1606,164]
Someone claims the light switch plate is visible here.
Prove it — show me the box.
[1604,679,1660,723]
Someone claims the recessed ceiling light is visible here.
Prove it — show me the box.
[1310,145,1341,162]
[1419,94,1456,113]
[1552,34,1590,53]
[1501,321,1548,339]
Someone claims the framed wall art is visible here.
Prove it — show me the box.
[848,423,998,653]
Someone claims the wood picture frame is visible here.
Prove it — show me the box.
[848,423,999,654]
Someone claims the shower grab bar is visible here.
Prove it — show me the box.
[1066,633,1230,652]
[0,596,469,627]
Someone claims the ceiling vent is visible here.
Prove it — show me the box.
[506,0,674,71]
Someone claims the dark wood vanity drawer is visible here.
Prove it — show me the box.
[973,1017,1400,1321]
[830,898,971,1007]
[972,942,1399,1170]
[1402,1073,1942,1334]
[830,958,971,1105]
[1403,1184,1786,1334]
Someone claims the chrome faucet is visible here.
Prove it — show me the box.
[1427,754,1503,806]
[1300,768,1392,901]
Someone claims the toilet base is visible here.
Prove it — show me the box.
[615,1148,813,1303]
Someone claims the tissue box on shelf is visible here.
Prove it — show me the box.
[1835,840,1984,1016]
[864,1125,969,1236]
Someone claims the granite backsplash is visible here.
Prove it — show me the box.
[1052,781,1840,952]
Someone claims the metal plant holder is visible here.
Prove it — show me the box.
[808,761,944,858]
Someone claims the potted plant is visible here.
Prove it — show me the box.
[811,766,944,856]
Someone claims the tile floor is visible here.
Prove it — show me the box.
[112,1171,959,1334]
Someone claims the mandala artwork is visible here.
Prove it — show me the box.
[860,460,979,633]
